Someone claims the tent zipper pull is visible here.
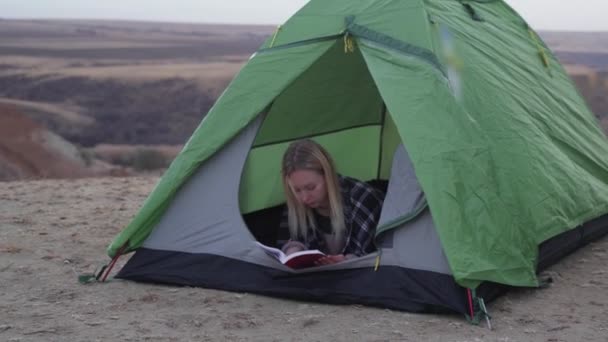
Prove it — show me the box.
[374,253,381,271]
[374,255,380,271]
[527,27,552,75]
[344,32,355,53]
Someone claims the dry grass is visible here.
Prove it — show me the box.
[0,19,271,60]
[57,61,245,82]
[540,31,608,53]
[0,20,257,102]
[0,97,93,125]
[0,244,23,254]
[564,64,598,76]
[91,143,181,158]
[89,144,182,170]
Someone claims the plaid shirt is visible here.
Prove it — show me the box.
[281,175,384,257]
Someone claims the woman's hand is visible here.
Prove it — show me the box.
[284,246,305,255]
[282,241,307,255]
[314,254,346,265]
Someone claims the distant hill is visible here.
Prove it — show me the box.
[0,20,606,150]
[539,31,608,53]
[0,19,274,146]
[0,76,213,146]
[0,104,123,180]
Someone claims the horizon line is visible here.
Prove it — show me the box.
[1,16,607,33]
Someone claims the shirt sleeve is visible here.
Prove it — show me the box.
[344,181,385,256]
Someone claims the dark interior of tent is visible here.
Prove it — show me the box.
[243,180,389,248]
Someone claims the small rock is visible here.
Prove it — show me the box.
[302,318,319,327]
[85,321,106,326]
[547,325,569,332]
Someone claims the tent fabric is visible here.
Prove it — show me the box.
[117,250,469,313]
[109,0,608,300]
[142,116,263,257]
[375,144,451,275]
[376,144,427,235]
[137,121,453,274]
[107,41,336,255]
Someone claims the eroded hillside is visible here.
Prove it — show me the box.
[0,104,122,180]
[0,19,272,146]
[0,20,607,181]
[0,76,212,145]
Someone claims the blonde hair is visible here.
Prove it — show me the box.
[281,139,345,241]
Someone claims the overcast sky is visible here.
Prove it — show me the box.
[1,0,607,31]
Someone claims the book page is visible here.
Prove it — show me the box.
[255,241,325,269]
[254,241,285,260]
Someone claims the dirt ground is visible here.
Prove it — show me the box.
[1,176,607,342]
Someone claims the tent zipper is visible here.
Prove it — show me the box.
[258,24,446,78]
[257,34,344,53]
[375,199,428,236]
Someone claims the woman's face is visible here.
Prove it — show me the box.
[287,169,329,210]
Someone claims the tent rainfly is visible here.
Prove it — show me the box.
[103,0,608,321]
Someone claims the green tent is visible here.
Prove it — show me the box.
[106,0,608,316]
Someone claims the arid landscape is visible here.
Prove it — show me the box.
[1,19,608,180]
[1,177,607,341]
[1,19,608,341]
[0,19,274,180]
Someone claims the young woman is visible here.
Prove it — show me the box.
[280,139,385,265]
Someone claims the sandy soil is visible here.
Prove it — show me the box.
[1,177,607,342]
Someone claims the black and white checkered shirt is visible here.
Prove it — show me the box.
[280,175,385,257]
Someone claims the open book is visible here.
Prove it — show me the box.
[255,242,325,269]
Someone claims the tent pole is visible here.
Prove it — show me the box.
[466,288,474,319]
[100,243,128,282]
[376,103,387,180]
